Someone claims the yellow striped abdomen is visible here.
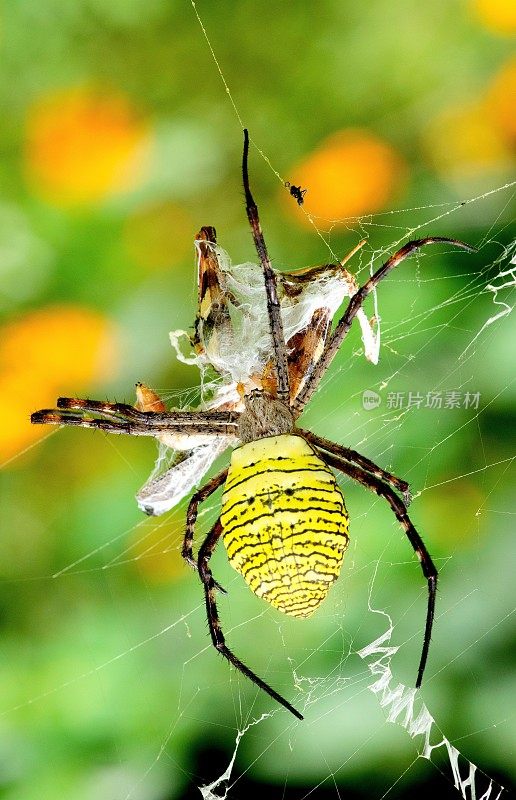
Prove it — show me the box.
[220,434,349,618]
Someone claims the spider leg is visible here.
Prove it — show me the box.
[242,129,290,403]
[299,429,412,504]
[293,237,476,413]
[55,397,152,418]
[182,467,229,592]
[198,519,304,720]
[31,400,239,437]
[322,450,437,689]
[31,412,138,435]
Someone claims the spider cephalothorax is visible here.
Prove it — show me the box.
[32,129,476,720]
[236,390,295,442]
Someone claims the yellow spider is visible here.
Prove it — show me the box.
[32,130,475,719]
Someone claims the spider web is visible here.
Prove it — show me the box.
[178,195,515,800]
[2,5,515,800]
[4,183,512,799]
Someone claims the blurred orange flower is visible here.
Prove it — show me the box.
[25,87,150,206]
[471,0,516,35]
[284,129,406,227]
[0,307,118,464]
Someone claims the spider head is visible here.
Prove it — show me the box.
[237,390,294,443]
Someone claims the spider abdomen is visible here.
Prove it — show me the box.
[221,434,349,618]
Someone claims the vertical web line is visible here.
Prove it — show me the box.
[187,0,343,264]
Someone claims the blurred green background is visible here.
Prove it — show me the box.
[0,1,515,798]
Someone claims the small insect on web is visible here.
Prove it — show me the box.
[32,129,476,721]
[284,180,307,205]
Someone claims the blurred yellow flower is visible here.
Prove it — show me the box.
[424,58,515,179]
[284,129,406,226]
[0,307,118,463]
[485,57,516,142]
[471,0,516,35]
[424,102,511,178]
[25,87,150,206]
